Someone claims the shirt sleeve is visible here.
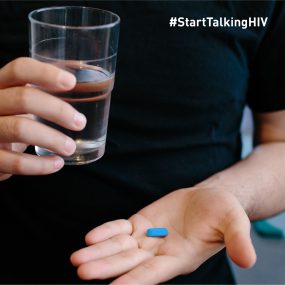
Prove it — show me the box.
[247,2,285,113]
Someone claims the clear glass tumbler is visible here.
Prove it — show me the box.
[28,6,120,165]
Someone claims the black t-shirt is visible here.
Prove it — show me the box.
[0,1,285,284]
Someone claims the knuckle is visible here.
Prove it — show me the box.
[36,161,51,175]
[113,235,127,251]
[10,154,25,174]
[16,87,32,110]
[57,99,71,117]
[10,57,31,78]
[0,118,11,139]
[0,117,23,142]
[41,64,59,81]
[47,95,74,124]
[11,117,26,141]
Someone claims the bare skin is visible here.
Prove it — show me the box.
[0,57,86,180]
[71,188,256,284]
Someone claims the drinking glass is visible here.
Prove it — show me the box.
[29,6,120,165]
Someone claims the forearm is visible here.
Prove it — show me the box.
[198,142,285,220]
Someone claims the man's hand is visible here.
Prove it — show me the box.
[71,187,256,284]
[0,57,86,181]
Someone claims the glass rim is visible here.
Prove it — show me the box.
[28,6,120,30]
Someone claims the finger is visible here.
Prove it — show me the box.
[0,142,27,181]
[0,149,64,175]
[0,86,86,130]
[0,57,76,91]
[0,116,76,156]
[77,248,152,280]
[0,143,12,181]
[110,256,183,285]
[71,234,138,266]
[12,142,28,153]
[224,210,256,268]
[1,141,28,156]
[85,219,133,245]
[0,173,12,181]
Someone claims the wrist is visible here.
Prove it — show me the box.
[194,173,252,217]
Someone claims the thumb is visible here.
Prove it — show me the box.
[224,209,257,268]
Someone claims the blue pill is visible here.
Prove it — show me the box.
[146,228,168,237]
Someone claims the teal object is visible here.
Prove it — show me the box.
[253,220,285,239]
[146,228,168,237]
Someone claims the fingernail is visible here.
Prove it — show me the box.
[74,112,87,128]
[64,137,76,155]
[58,71,76,89]
[54,157,64,170]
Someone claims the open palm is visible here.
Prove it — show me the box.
[71,188,256,284]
